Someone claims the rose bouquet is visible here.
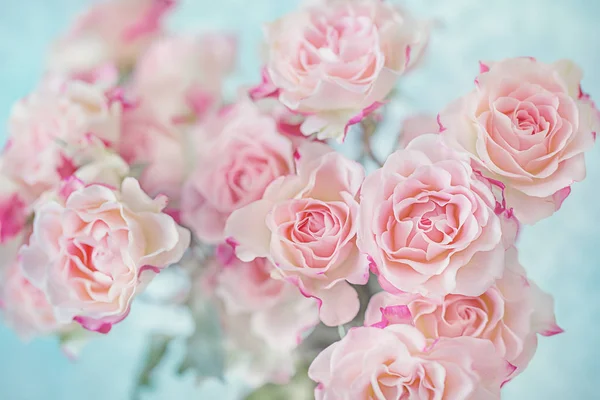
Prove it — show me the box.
[1,0,597,399]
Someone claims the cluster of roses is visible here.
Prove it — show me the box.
[0,0,234,344]
[0,0,598,398]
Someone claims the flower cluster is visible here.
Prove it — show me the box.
[1,0,597,398]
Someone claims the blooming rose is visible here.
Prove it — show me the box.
[1,261,69,340]
[358,134,508,297]
[209,254,319,385]
[182,101,295,244]
[120,103,186,202]
[133,33,237,122]
[48,0,176,75]
[19,178,190,333]
[398,114,439,148]
[3,80,121,197]
[439,58,599,224]
[226,142,368,326]
[257,0,428,140]
[365,247,561,379]
[309,325,510,399]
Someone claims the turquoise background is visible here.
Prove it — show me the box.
[1,0,599,399]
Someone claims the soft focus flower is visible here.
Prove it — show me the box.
[215,255,319,349]
[3,80,121,197]
[210,255,319,385]
[120,103,186,202]
[308,324,510,400]
[226,142,368,326]
[1,261,69,340]
[254,96,310,147]
[257,0,428,141]
[0,175,29,244]
[48,0,176,75]
[182,101,295,244]
[72,137,130,189]
[358,134,507,297]
[133,33,237,122]
[439,58,599,224]
[398,114,439,148]
[365,246,561,379]
[19,178,190,333]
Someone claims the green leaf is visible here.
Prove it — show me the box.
[136,335,172,389]
[177,300,225,381]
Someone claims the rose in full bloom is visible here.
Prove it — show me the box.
[182,101,295,244]
[2,80,121,197]
[257,0,428,141]
[133,33,237,122]
[398,114,439,149]
[358,134,508,297]
[226,142,368,326]
[439,58,599,224]
[48,0,176,75]
[309,325,510,399]
[19,178,190,333]
[1,261,69,340]
[120,103,186,202]
[365,246,562,379]
[209,254,319,385]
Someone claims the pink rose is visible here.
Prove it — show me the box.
[211,255,319,385]
[439,58,599,224]
[1,261,69,340]
[133,33,237,122]
[309,325,510,399]
[365,247,561,379]
[398,114,439,148]
[182,101,295,244]
[48,0,176,75]
[120,103,186,202]
[258,0,428,140]
[226,142,368,326]
[19,177,190,333]
[3,80,121,197]
[358,134,508,297]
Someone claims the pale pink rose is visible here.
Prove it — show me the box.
[309,324,510,400]
[398,114,439,148]
[48,0,176,75]
[365,246,561,380]
[2,80,121,197]
[439,58,599,224]
[358,134,508,297]
[225,142,369,326]
[133,33,237,121]
[120,103,186,202]
[19,177,190,333]
[257,0,428,140]
[1,261,69,340]
[182,101,295,244]
[210,255,319,385]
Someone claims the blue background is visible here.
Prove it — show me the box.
[1,0,599,399]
